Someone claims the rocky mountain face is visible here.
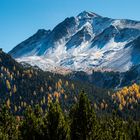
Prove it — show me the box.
[66,64,140,89]
[9,11,140,73]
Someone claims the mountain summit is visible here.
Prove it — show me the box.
[9,11,140,72]
[77,11,101,19]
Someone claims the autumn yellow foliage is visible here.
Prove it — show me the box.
[112,83,140,110]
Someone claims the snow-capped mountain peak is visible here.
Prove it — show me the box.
[9,11,140,73]
[77,11,101,19]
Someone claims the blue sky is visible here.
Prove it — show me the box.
[0,0,140,52]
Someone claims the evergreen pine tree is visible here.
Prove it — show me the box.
[0,105,20,140]
[44,101,70,140]
[20,105,44,140]
[70,91,98,140]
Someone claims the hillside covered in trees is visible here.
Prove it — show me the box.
[1,50,140,118]
[1,50,140,139]
[0,50,110,115]
[1,92,140,140]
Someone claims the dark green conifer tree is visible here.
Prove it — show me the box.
[70,91,98,140]
[44,101,70,140]
[20,105,44,140]
[0,105,20,140]
[99,112,127,140]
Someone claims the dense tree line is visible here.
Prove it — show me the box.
[0,92,140,140]
[0,50,110,116]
